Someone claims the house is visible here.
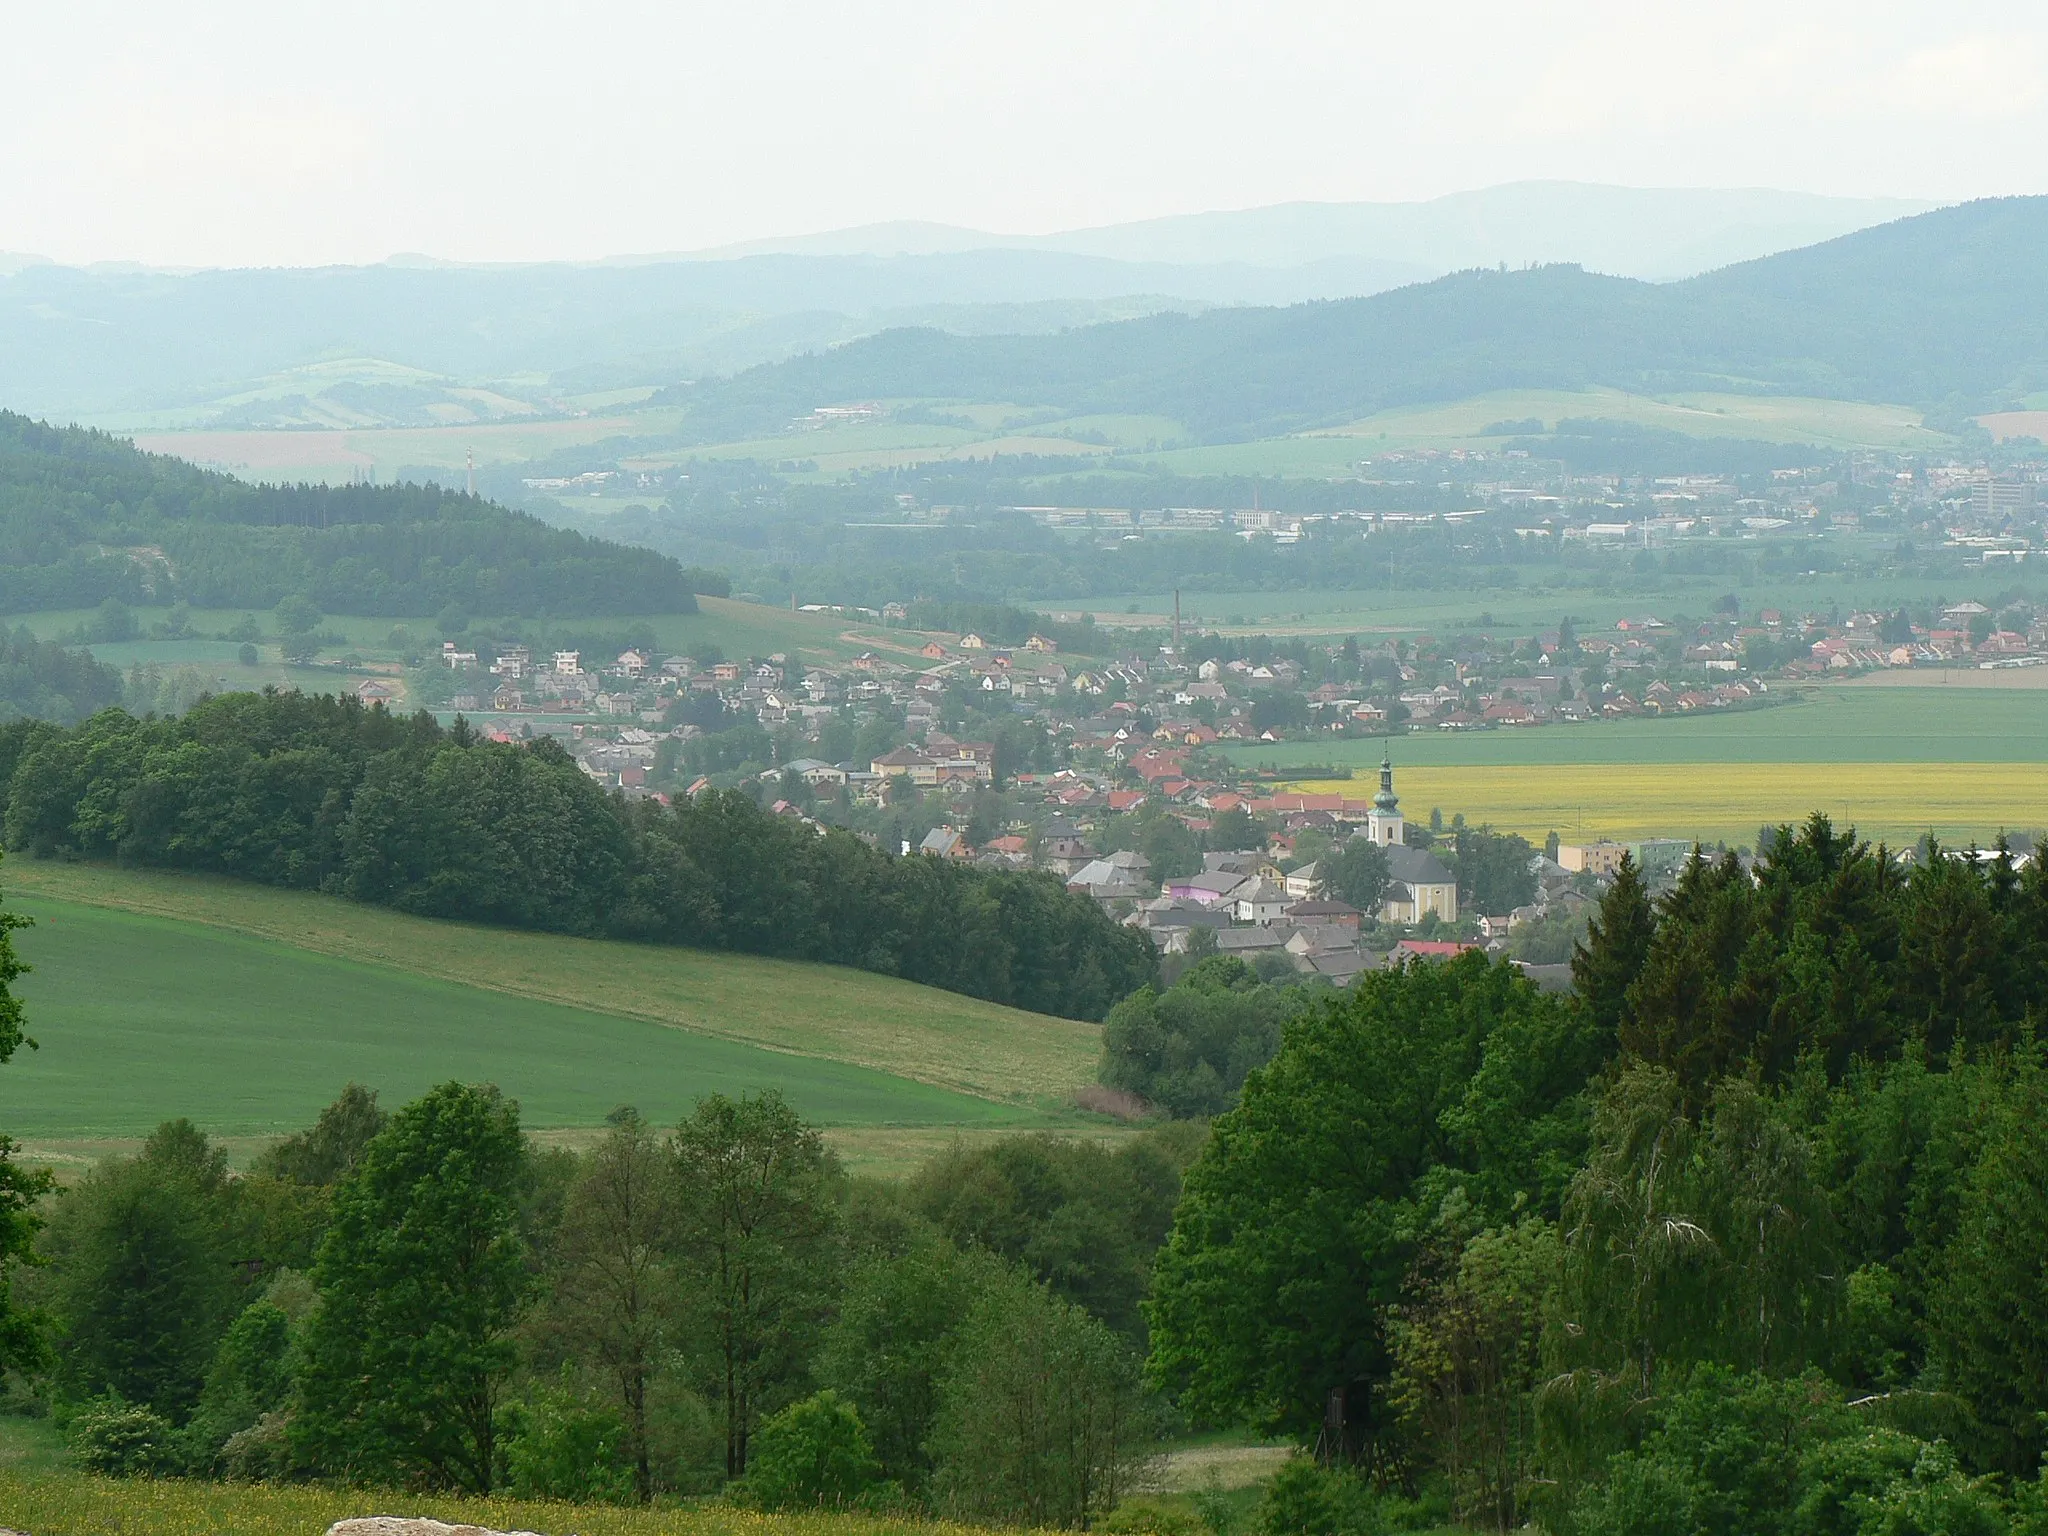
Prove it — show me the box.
[1025,634,1059,653]
[355,678,399,704]
[1283,898,1360,930]
[779,758,848,788]
[553,650,582,675]
[1171,871,1251,906]
[441,645,480,671]
[1040,835,1098,879]
[918,827,972,859]
[958,633,988,650]
[616,649,649,675]
[1232,880,1290,924]
[870,746,935,779]
[920,641,948,659]
[1557,840,1630,876]
[1282,863,1321,900]
[1390,939,1476,963]
[1215,927,1292,956]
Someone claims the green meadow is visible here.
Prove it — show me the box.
[0,864,1101,1172]
[0,895,1046,1142]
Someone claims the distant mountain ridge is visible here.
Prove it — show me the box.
[663,198,2048,445]
[689,182,1931,281]
[0,182,1930,427]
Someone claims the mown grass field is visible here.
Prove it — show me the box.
[0,863,1101,1166]
[0,1467,1008,1536]
[1256,687,2048,845]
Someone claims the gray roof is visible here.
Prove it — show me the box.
[1216,926,1292,951]
[1385,843,1455,886]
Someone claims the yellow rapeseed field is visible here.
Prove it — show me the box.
[1282,763,2048,846]
[0,1469,1020,1536]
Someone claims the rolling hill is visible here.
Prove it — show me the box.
[0,412,713,616]
[662,197,2048,445]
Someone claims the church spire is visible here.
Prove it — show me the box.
[1373,749,1398,812]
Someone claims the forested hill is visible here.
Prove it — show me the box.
[667,196,2048,442]
[0,413,716,616]
[0,692,1155,1020]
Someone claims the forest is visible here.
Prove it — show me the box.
[0,692,1155,1021]
[7,815,2048,1533]
[0,414,716,616]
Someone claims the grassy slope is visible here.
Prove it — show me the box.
[0,892,1060,1146]
[0,863,1099,1127]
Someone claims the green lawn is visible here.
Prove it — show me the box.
[1225,686,2048,771]
[0,892,1053,1144]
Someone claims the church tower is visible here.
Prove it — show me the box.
[1367,750,1405,846]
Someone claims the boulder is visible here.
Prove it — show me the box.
[326,1521,547,1536]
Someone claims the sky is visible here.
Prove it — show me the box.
[4,0,2045,268]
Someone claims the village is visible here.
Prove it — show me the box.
[383,569,2048,992]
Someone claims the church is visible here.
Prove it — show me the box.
[1359,753,1459,925]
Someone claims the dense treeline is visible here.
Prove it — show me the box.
[11,815,2048,1531]
[0,625,122,723]
[0,413,707,616]
[0,691,1155,1019]
[1151,817,2048,1532]
[6,1082,1183,1521]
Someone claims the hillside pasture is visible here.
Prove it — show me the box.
[0,863,1101,1143]
[0,890,1066,1155]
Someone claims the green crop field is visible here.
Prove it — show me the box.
[1244,686,2048,846]
[1116,388,1953,478]
[0,862,1101,1168]
[1233,687,2048,770]
[1040,575,2048,641]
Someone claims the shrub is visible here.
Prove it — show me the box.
[67,1399,179,1477]
[741,1390,881,1510]
[502,1389,637,1504]
[1256,1460,1384,1536]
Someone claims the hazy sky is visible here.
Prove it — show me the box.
[6,0,2045,268]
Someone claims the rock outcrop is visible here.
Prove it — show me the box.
[326,1520,547,1536]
